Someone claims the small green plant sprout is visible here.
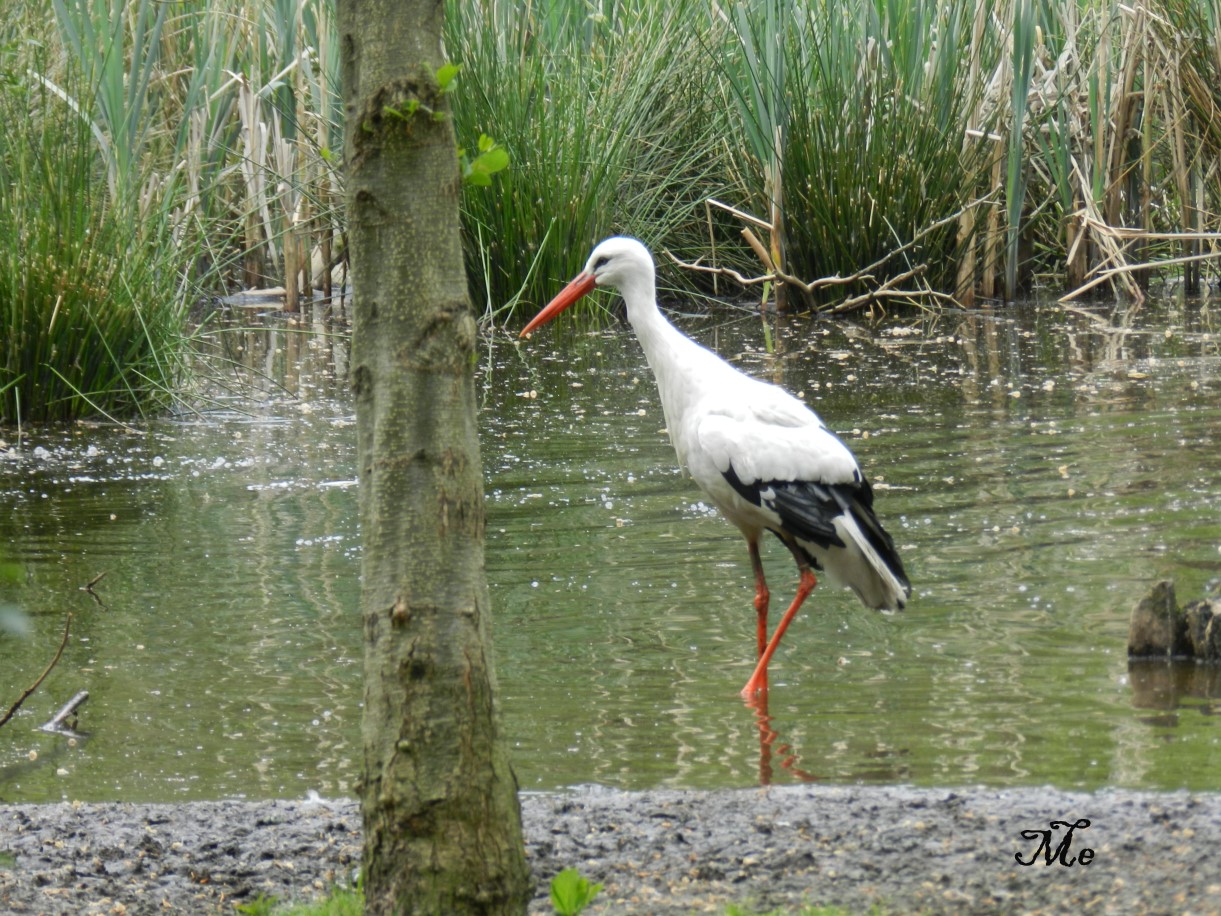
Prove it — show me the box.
[549,867,603,916]
[382,99,421,121]
[460,134,509,187]
[435,62,460,94]
[381,64,461,125]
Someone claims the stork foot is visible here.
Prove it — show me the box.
[739,668,768,698]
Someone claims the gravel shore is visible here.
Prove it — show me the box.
[2,786,1219,914]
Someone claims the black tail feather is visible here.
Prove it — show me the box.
[832,484,910,592]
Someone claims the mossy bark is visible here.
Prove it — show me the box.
[338,0,531,912]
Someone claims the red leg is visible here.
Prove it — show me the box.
[748,539,769,659]
[741,557,818,698]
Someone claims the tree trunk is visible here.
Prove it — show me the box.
[337,1,532,912]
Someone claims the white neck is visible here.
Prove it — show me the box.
[619,281,732,464]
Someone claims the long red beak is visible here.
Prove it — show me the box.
[519,272,597,337]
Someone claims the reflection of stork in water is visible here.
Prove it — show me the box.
[750,692,818,785]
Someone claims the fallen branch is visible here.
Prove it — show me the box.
[673,197,994,311]
[0,613,72,730]
[826,268,959,315]
[39,690,90,737]
[664,247,871,295]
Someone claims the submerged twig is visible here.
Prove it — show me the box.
[1053,302,1116,328]
[0,613,73,729]
[80,571,108,608]
[39,690,90,737]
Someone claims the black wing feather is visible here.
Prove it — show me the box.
[723,464,910,591]
[723,464,844,550]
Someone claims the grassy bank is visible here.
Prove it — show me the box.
[2,0,1219,418]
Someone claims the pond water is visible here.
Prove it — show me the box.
[1,296,1219,802]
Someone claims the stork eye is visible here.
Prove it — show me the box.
[592,255,610,271]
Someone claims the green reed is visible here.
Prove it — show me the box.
[718,0,998,307]
[446,0,732,317]
[2,0,345,421]
[720,0,791,305]
[0,63,192,423]
[5,0,1220,386]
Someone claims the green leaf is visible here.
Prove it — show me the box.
[383,99,421,122]
[459,136,510,187]
[471,146,509,176]
[549,867,603,916]
[436,62,460,93]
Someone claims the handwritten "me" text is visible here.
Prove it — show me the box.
[1015,818,1095,867]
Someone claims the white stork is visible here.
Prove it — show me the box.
[520,237,910,697]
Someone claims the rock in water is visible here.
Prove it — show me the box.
[1127,580,1191,659]
[1184,597,1221,662]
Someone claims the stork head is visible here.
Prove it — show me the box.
[519,237,654,337]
